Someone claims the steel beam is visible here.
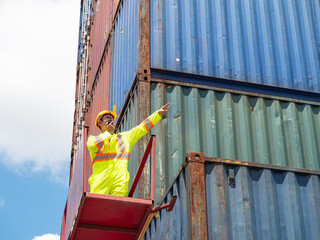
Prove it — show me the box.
[185,152,208,240]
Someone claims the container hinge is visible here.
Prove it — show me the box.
[228,168,235,185]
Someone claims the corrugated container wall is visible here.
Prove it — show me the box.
[73,0,93,160]
[117,81,320,202]
[77,0,92,66]
[150,0,320,93]
[143,159,320,240]
[91,0,113,80]
[76,1,84,65]
[110,0,140,114]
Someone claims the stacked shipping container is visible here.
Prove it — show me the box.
[62,0,320,239]
[110,0,320,116]
[150,0,320,92]
[71,0,93,174]
[143,154,320,240]
[117,82,320,202]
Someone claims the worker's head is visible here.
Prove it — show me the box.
[95,110,117,133]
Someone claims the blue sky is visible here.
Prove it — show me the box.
[0,0,80,239]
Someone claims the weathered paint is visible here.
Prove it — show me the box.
[115,81,320,203]
[151,82,320,200]
[143,155,320,240]
[110,0,140,114]
[150,0,320,93]
[138,0,151,72]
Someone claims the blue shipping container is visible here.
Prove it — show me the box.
[143,157,320,240]
[110,0,140,114]
[150,0,320,93]
[111,0,320,115]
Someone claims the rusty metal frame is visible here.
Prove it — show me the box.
[185,152,208,240]
[160,152,320,208]
[138,0,151,77]
[136,0,152,199]
[151,77,320,107]
[204,157,320,176]
[151,196,177,213]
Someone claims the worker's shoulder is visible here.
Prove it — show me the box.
[87,132,105,140]
[106,132,123,139]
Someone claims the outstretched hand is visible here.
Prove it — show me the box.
[158,102,171,115]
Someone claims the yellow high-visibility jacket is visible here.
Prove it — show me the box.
[87,111,162,195]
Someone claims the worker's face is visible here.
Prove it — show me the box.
[99,114,115,133]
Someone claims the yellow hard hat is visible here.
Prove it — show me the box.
[95,110,117,129]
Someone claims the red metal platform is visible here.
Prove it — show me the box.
[71,193,153,240]
[61,132,158,240]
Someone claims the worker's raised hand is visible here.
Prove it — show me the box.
[158,102,171,115]
[106,121,115,134]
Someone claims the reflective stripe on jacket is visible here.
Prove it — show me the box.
[87,111,162,173]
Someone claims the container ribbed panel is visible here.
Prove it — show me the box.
[144,162,320,240]
[151,0,320,93]
[118,82,320,202]
[111,0,140,114]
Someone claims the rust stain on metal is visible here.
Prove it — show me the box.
[185,152,208,240]
[139,0,150,72]
[204,156,320,175]
[248,103,255,112]
[136,0,151,199]
[217,164,228,239]
[138,81,151,199]
[151,77,320,107]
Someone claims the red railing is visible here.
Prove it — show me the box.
[128,135,156,198]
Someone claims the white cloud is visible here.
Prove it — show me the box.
[33,233,60,240]
[0,0,80,183]
[0,199,4,207]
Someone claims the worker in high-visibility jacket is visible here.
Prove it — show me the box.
[87,103,171,196]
